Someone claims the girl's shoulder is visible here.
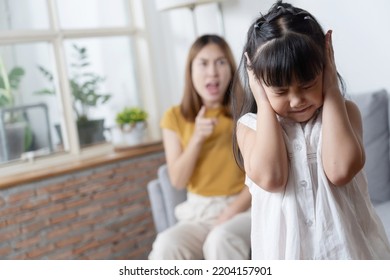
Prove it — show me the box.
[238,112,257,130]
[344,99,361,113]
[343,99,363,122]
[344,99,364,135]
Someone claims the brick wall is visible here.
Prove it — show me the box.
[0,151,165,259]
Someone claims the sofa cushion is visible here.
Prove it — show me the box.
[350,89,390,204]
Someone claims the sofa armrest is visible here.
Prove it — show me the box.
[158,164,187,226]
[147,179,169,233]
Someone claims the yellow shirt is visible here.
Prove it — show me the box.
[160,105,245,196]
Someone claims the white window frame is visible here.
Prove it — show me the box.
[0,0,160,177]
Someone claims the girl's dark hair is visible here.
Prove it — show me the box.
[180,34,240,121]
[231,0,345,169]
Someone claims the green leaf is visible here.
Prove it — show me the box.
[37,65,54,82]
[115,107,148,125]
[9,66,25,89]
[34,88,55,95]
[0,94,10,107]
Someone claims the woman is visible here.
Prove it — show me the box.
[149,35,251,260]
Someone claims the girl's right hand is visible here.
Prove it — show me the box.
[244,52,268,104]
[192,105,217,143]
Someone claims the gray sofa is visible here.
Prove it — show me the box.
[147,165,186,233]
[147,89,390,240]
[350,89,390,240]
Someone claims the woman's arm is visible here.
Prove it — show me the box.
[215,187,251,226]
[163,106,217,189]
[237,55,288,192]
[321,30,365,186]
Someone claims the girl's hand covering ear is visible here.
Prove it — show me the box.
[244,52,268,104]
[323,30,341,96]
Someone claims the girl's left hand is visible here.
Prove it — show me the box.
[323,30,341,96]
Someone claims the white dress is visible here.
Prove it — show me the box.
[239,111,390,259]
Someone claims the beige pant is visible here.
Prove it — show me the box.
[148,192,251,260]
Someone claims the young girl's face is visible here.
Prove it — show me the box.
[262,73,324,122]
[191,43,232,108]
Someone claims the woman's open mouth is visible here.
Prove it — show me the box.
[206,81,220,95]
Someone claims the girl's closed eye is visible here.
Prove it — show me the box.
[301,81,316,90]
[301,76,321,90]
[272,87,289,95]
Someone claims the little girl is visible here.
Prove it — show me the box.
[232,1,390,259]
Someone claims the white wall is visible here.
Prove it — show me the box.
[149,0,390,115]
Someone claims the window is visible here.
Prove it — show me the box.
[0,0,157,169]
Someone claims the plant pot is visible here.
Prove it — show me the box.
[0,122,26,162]
[77,119,106,146]
[121,121,147,146]
[55,119,106,147]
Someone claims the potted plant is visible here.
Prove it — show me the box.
[0,57,25,112]
[115,106,148,145]
[0,57,33,161]
[36,44,111,146]
[115,107,148,129]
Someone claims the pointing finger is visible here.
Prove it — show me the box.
[197,105,206,118]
